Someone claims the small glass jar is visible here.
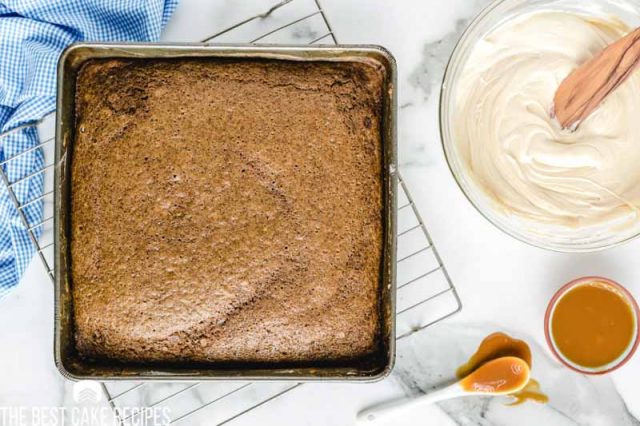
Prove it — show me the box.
[544,276,640,374]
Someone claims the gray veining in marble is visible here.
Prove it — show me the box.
[394,323,640,426]
[3,1,640,425]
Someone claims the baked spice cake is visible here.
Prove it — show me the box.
[71,58,385,364]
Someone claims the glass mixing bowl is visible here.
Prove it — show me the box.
[440,0,640,252]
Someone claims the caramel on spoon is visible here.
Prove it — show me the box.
[553,26,640,130]
[356,357,530,424]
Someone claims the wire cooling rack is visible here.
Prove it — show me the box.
[0,0,461,424]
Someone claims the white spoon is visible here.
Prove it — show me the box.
[356,356,530,424]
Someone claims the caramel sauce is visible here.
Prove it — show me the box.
[507,379,548,405]
[460,356,529,394]
[457,332,531,378]
[551,281,636,368]
[458,332,548,404]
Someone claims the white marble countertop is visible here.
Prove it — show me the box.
[2,1,640,425]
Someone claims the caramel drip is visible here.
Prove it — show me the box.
[507,379,549,406]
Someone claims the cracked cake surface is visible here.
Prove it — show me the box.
[71,58,385,364]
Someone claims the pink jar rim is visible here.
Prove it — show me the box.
[544,276,640,375]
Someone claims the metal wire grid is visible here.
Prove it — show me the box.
[0,0,461,424]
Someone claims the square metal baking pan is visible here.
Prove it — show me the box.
[54,43,397,381]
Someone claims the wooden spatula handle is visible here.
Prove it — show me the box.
[554,26,640,129]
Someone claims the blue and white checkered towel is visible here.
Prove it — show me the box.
[0,0,178,298]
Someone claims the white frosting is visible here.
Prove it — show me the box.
[455,11,640,233]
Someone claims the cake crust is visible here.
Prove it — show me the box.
[71,58,384,364]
